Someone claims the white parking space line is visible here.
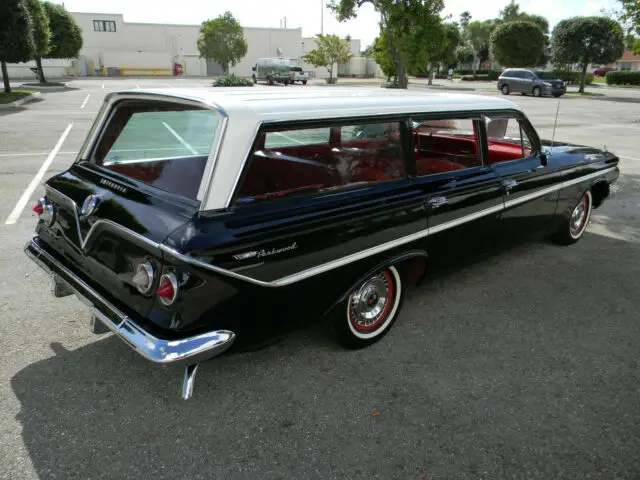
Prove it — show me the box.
[0,151,75,157]
[162,122,198,154]
[4,123,73,225]
[80,94,91,109]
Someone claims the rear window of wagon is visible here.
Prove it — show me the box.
[90,100,221,201]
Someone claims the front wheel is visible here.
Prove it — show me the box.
[533,86,542,97]
[330,265,404,349]
[551,190,593,245]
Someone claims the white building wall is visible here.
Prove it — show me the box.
[0,58,70,80]
[1,11,372,80]
[229,28,303,77]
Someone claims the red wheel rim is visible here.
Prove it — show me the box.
[570,193,590,237]
[348,270,394,332]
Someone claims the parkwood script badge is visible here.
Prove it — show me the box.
[233,242,298,261]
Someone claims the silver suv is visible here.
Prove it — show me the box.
[498,69,567,98]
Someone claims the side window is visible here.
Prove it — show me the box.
[264,127,330,149]
[485,116,535,164]
[235,121,406,205]
[413,118,482,176]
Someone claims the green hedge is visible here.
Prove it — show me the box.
[461,74,490,81]
[552,71,594,85]
[606,71,640,86]
[213,74,254,87]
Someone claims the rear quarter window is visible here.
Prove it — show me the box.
[90,100,221,201]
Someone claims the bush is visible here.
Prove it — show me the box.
[552,70,594,85]
[606,71,640,86]
[488,70,502,81]
[382,80,401,88]
[461,74,490,81]
[213,74,254,87]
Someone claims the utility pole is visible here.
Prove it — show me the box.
[284,17,287,28]
[321,0,324,35]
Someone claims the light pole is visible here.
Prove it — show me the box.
[321,0,324,35]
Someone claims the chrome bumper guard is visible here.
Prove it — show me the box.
[24,237,236,398]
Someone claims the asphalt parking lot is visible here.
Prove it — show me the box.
[1,78,640,480]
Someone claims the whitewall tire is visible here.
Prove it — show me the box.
[552,190,593,245]
[330,265,404,349]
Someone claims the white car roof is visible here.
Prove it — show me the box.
[105,87,523,211]
[109,87,521,123]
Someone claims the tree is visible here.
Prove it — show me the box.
[371,34,396,79]
[42,1,83,81]
[456,44,474,66]
[329,0,446,89]
[619,0,639,34]
[459,11,472,36]
[625,33,637,50]
[26,0,50,83]
[500,0,521,21]
[0,0,35,93]
[497,2,550,67]
[551,16,625,93]
[303,34,352,83]
[197,11,248,75]
[490,21,545,68]
[467,20,494,73]
[634,38,640,55]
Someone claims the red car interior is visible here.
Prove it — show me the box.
[236,129,531,202]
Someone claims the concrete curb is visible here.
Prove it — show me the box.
[0,91,41,110]
[19,82,71,92]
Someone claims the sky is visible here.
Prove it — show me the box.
[52,0,620,49]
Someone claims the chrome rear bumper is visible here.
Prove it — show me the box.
[24,237,236,367]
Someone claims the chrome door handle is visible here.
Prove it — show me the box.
[427,196,448,208]
[502,179,518,190]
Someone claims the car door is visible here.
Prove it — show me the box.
[411,116,505,269]
[483,113,560,244]
[213,119,429,286]
[521,71,536,94]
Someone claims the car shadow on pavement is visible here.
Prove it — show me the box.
[10,232,640,479]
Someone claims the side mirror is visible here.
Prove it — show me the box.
[540,151,548,167]
[252,66,256,71]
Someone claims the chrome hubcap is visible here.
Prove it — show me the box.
[348,272,391,330]
[570,196,588,235]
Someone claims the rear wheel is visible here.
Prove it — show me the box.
[501,84,510,95]
[330,265,404,349]
[533,86,542,97]
[552,190,593,245]
[302,80,307,85]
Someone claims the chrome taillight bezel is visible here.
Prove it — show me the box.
[157,272,179,306]
[132,261,155,295]
[37,198,56,227]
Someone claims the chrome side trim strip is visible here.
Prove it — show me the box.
[161,200,506,288]
[502,167,617,210]
[46,167,617,289]
[47,187,161,251]
[24,238,236,365]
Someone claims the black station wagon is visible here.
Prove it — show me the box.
[25,88,619,399]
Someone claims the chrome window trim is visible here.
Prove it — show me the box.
[77,92,228,207]
[47,168,615,288]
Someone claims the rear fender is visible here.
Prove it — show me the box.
[323,249,428,317]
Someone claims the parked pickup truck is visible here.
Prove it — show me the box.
[290,66,308,85]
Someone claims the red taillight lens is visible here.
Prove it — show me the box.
[157,272,178,306]
[33,203,44,215]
